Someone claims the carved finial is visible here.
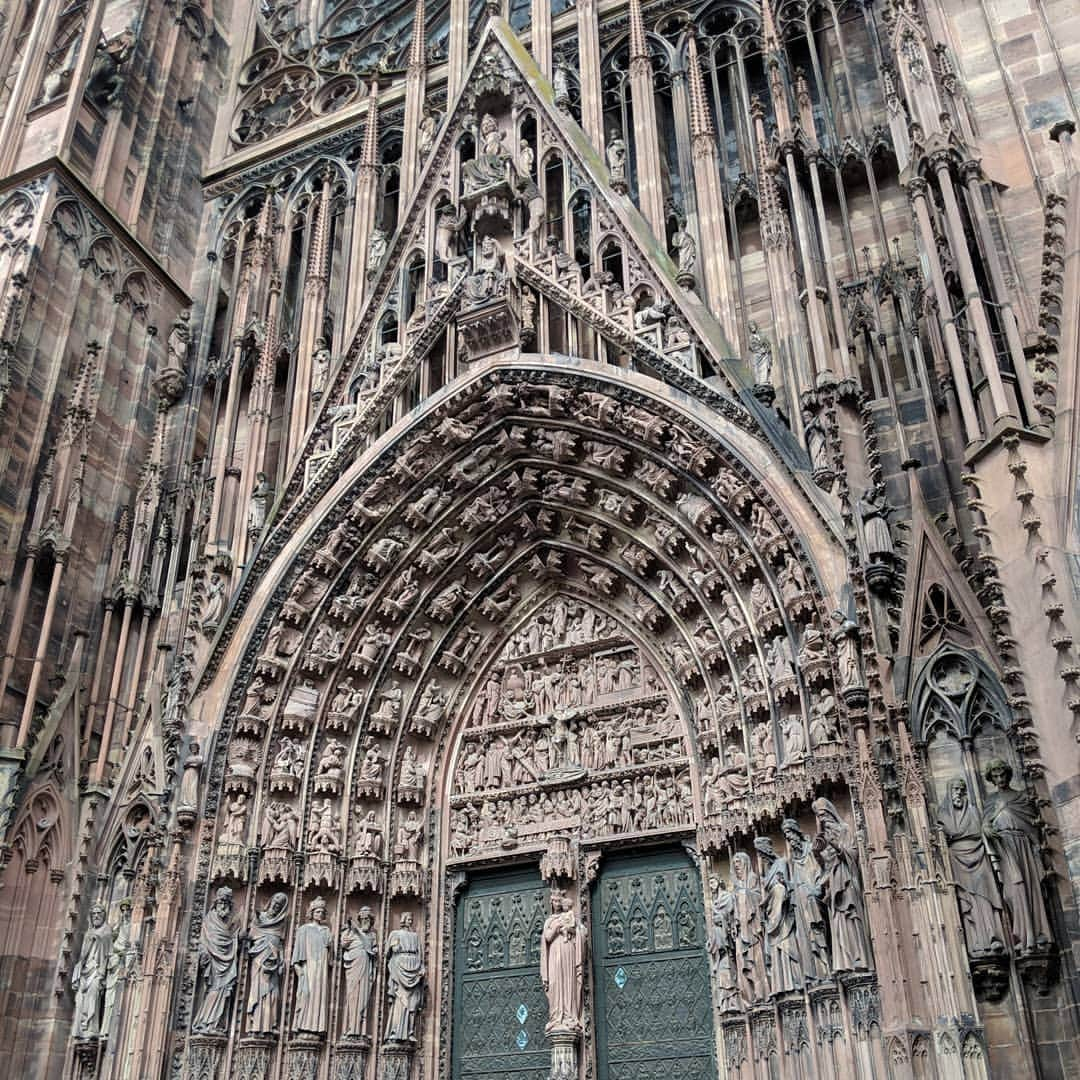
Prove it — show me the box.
[408,0,427,73]
[759,0,780,54]
[686,37,714,142]
[307,174,333,284]
[628,0,648,62]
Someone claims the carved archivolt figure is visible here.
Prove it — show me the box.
[936,778,1005,958]
[192,887,240,1034]
[384,912,425,1042]
[341,907,378,1037]
[292,897,333,1034]
[246,892,289,1034]
[981,760,1052,955]
[72,902,113,1038]
[812,799,871,973]
[540,891,587,1032]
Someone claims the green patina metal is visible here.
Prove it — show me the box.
[451,869,551,1080]
[592,848,715,1080]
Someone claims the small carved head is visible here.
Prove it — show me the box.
[213,886,234,915]
[949,777,968,807]
[983,758,1012,788]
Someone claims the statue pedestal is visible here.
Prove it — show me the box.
[234,1037,275,1078]
[546,1027,580,1080]
[72,1037,103,1080]
[184,1034,227,1080]
[334,1036,371,1079]
[380,1038,415,1080]
[286,1034,323,1080]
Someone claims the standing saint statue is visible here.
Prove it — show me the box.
[292,896,333,1034]
[341,907,378,1037]
[780,819,830,981]
[193,887,240,1034]
[72,902,113,1038]
[811,799,871,973]
[540,891,587,1032]
[936,778,1005,958]
[385,911,425,1042]
[731,851,766,1004]
[755,837,803,995]
[246,892,289,1034]
[707,877,740,1013]
[748,321,773,387]
[981,760,1052,955]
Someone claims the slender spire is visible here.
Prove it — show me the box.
[628,0,648,62]
[361,80,380,171]
[251,187,276,267]
[760,0,780,56]
[306,171,333,287]
[408,0,426,73]
[686,37,714,142]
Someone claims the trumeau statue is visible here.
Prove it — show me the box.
[246,892,289,1034]
[936,779,1005,958]
[980,760,1052,955]
[341,907,378,1037]
[540,891,587,1033]
[292,897,333,1033]
[193,887,240,1034]
[384,912,424,1042]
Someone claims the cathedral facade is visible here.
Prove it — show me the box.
[0,0,1078,1077]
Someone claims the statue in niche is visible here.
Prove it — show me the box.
[166,309,190,373]
[100,903,132,1038]
[980,760,1052,955]
[341,907,378,1037]
[417,111,437,158]
[308,799,341,854]
[750,722,777,781]
[541,891,588,1032]
[223,793,248,842]
[671,224,697,276]
[367,228,388,271]
[311,337,331,396]
[811,799,871,973]
[606,130,627,185]
[400,745,425,789]
[292,897,333,1034]
[395,810,424,862]
[359,740,385,784]
[245,892,289,1034]
[858,487,894,559]
[248,472,272,534]
[731,851,766,1004]
[829,611,865,697]
[261,800,300,849]
[780,819,831,981]
[780,715,807,764]
[372,681,403,727]
[355,809,384,857]
[755,837,803,995]
[200,575,225,632]
[804,411,830,473]
[808,692,839,747]
[748,321,773,387]
[192,887,240,1034]
[708,877,740,1012]
[936,778,1005,958]
[177,739,204,816]
[463,113,509,193]
[72,903,113,1038]
[552,63,571,107]
[435,204,467,265]
[464,235,506,302]
[518,138,534,178]
[384,912,425,1042]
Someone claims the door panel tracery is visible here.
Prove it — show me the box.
[592,850,714,1080]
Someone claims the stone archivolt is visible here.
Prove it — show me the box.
[180,359,868,1076]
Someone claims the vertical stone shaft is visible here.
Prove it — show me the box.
[401,0,428,200]
[577,0,604,150]
[347,83,381,332]
[627,0,667,238]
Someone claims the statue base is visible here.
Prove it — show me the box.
[841,685,869,710]
[864,558,899,596]
[72,1037,103,1080]
[751,382,776,406]
[334,1036,371,1079]
[184,1034,227,1080]
[970,954,1010,1002]
[285,1034,322,1080]
[234,1037,276,1078]
[546,1027,580,1080]
[380,1038,416,1080]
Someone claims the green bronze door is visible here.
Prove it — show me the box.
[592,849,715,1080]
[452,869,551,1080]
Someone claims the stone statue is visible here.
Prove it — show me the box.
[395,810,424,861]
[246,892,289,1034]
[808,692,839,747]
[830,611,865,697]
[780,819,830,981]
[463,113,509,192]
[858,487,894,559]
[748,321,772,386]
[540,891,587,1032]
[192,886,240,1034]
[981,759,1052,955]
[177,739,204,815]
[731,851,766,1004]
[936,778,1005,958]
[100,903,132,1038]
[311,337,331,396]
[201,574,225,632]
[417,110,437,157]
[805,412,829,473]
[708,878,740,1012]
[606,131,627,185]
[248,472,271,534]
[553,63,571,107]
[166,309,190,373]
[435,204,467,265]
[811,799,871,973]
[341,907,378,1037]
[368,228,388,271]
[671,225,697,276]
[384,912,425,1042]
[292,896,333,1034]
[755,837,803,994]
[72,902,113,1038]
[464,235,506,303]
[518,138,534,177]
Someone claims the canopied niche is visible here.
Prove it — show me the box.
[178,359,882,1080]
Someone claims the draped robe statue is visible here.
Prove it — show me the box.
[755,837,803,994]
[292,897,333,1034]
[193,887,240,1033]
[246,892,289,1034]
[781,819,831,981]
[731,851,766,1004]
[981,760,1052,955]
[540,893,587,1032]
[384,912,425,1042]
[811,799,871,973]
[707,878,740,1012]
[341,907,378,1037]
[72,903,113,1038]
